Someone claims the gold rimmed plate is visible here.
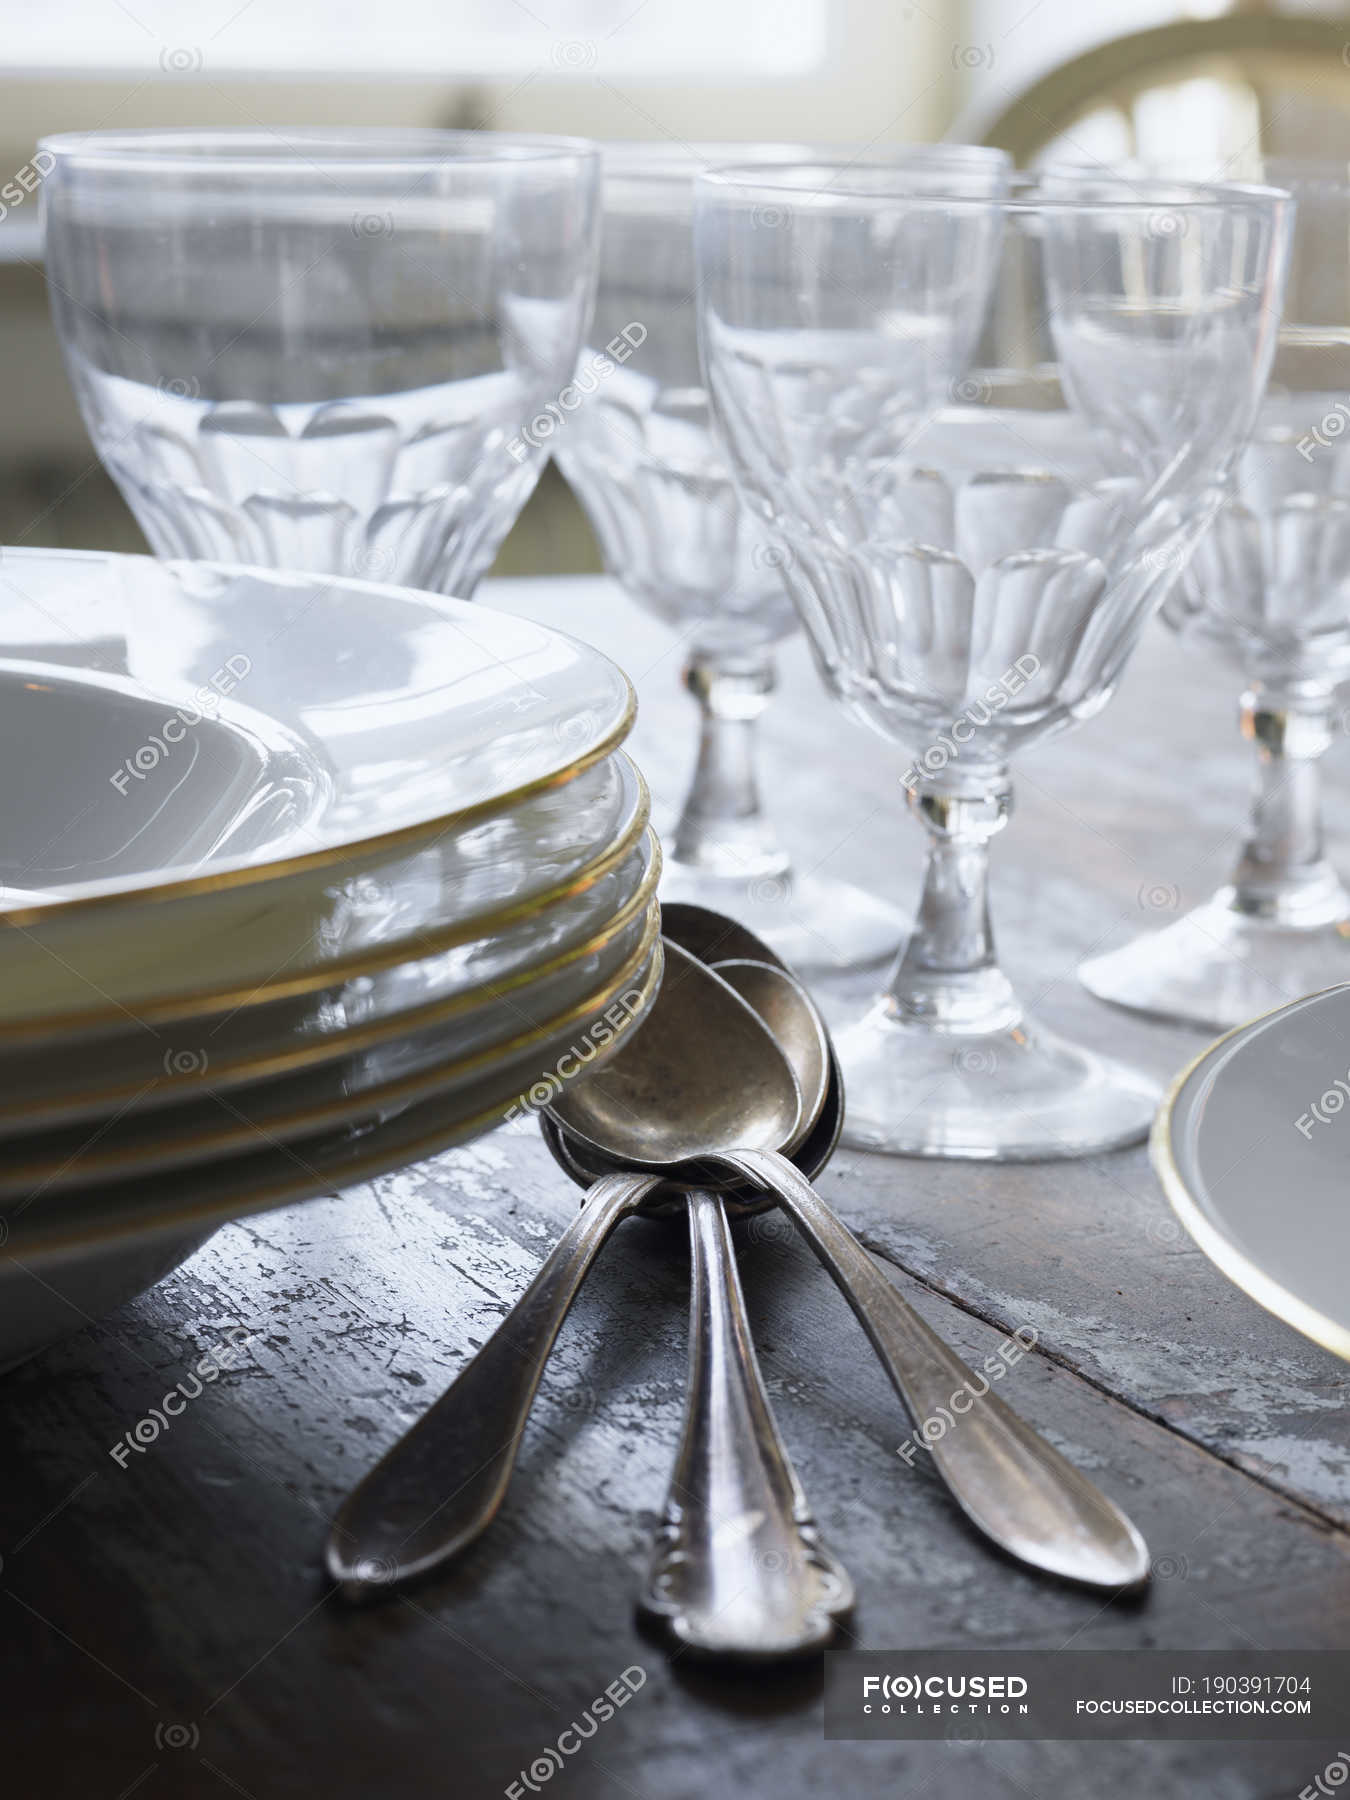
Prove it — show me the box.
[0,548,635,921]
[0,830,660,1136]
[1152,982,1350,1363]
[0,548,638,1035]
[0,889,659,1197]
[2,933,665,1263]
[0,752,648,1043]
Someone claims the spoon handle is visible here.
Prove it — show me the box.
[327,1170,659,1596]
[641,1189,853,1658]
[713,1149,1150,1594]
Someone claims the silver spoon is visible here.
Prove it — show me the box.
[552,950,1152,1594]
[628,949,851,1658]
[539,1040,853,1659]
[325,937,818,1601]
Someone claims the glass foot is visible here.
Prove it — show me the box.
[831,997,1161,1160]
[1079,894,1350,1034]
[658,861,903,976]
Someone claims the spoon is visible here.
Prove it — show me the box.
[627,948,852,1657]
[553,949,1152,1594]
[541,1041,853,1660]
[326,936,810,1598]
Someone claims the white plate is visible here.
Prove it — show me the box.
[0,829,659,1135]
[0,888,658,1195]
[3,937,664,1264]
[0,751,646,1038]
[1153,983,1350,1361]
[0,547,634,1023]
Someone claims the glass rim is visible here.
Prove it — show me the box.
[1252,155,1350,194]
[696,161,1290,214]
[37,126,599,174]
[600,138,1007,169]
[1051,153,1350,195]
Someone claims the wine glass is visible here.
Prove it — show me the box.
[696,164,1292,1159]
[1080,159,1350,1033]
[38,129,599,597]
[553,142,1008,974]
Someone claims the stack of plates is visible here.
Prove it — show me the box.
[0,548,661,1366]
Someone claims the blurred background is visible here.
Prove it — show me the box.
[3,0,1348,574]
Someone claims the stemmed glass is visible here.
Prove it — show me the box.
[696,165,1292,1159]
[38,129,599,596]
[554,143,1008,974]
[1080,160,1350,1033]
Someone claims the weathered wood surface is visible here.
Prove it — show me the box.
[2,575,1348,1800]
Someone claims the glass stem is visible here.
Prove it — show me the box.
[882,771,1021,1033]
[1228,682,1349,927]
[672,649,791,883]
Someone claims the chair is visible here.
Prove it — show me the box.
[953,4,1350,173]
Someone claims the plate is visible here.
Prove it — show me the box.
[0,547,633,913]
[0,751,647,1038]
[3,936,664,1262]
[0,829,659,1134]
[0,547,635,1033]
[0,890,658,1195]
[1153,983,1350,1360]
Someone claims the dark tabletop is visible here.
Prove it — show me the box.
[3,575,1349,1800]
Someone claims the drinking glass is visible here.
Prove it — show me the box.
[1080,160,1350,1033]
[38,129,599,597]
[696,166,1292,1158]
[554,142,1008,974]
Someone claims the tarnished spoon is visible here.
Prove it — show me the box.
[326,936,809,1600]
[553,949,1151,1594]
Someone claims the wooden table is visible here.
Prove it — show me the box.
[4,575,1349,1800]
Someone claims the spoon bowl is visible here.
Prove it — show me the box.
[547,938,803,1170]
[711,959,830,1159]
[540,1047,842,1213]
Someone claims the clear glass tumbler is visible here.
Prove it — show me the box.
[696,165,1292,1158]
[39,128,599,598]
[554,142,1008,974]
